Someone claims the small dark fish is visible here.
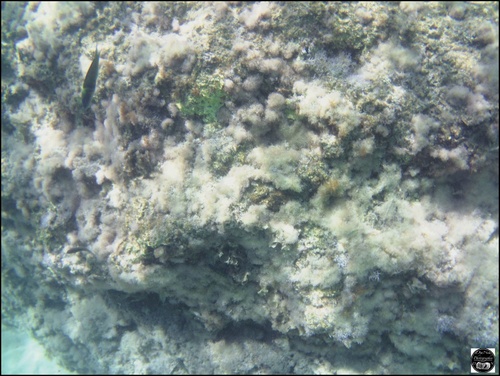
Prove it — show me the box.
[66,247,95,257]
[82,45,99,109]
[486,226,498,244]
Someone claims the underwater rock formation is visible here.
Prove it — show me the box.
[2,2,498,373]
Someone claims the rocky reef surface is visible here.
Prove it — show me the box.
[2,2,498,373]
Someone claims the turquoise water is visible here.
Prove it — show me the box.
[1,327,73,374]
